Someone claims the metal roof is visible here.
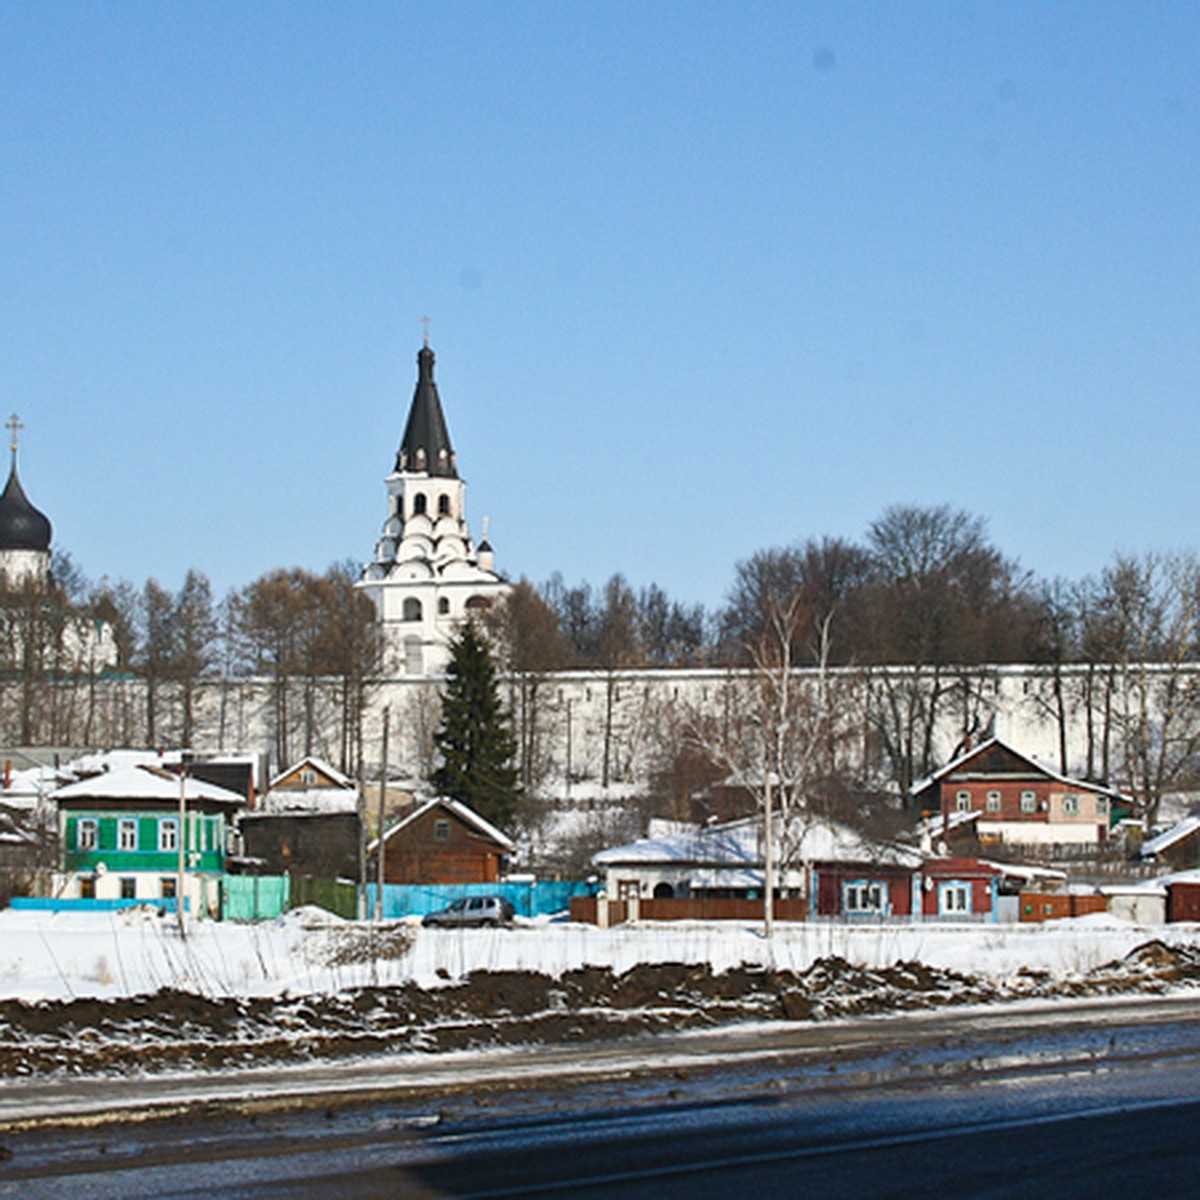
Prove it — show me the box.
[395,344,457,477]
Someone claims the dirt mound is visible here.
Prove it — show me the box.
[0,941,1192,1078]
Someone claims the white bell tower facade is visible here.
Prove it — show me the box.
[358,341,509,675]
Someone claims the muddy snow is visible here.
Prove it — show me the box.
[2,908,1200,1077]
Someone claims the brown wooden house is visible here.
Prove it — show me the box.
[238,810,361,880]
[371,797,515,886]
[910,737,1126,852]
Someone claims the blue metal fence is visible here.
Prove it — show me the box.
[362,880,596,920]
[9,897,189,914]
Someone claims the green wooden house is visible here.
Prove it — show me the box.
[53,765,244,916]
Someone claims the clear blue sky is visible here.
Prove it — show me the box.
[2,2,1198,610]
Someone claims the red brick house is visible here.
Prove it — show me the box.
[911,737,1127,851]
[371,797,514,885]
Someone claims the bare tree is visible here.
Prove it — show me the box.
[484,578,572,796]
[1099,552,1200,824]
[687,592,837,934]
[861,504,1036,792]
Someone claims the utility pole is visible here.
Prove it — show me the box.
[176,750,193,937]
[357,760,368,921]
[374,706,389,921]
[763,762,774,939]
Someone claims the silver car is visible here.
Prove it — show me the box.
[421,895,515,928]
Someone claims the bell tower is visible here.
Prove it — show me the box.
[358,339,509,674]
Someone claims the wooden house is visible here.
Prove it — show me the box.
[1140,816,1200,871]
[268,755,354,795]
[371,797,514,886]
[52,765,243,917]
[911,737,1126,851]
[237,810,361,880]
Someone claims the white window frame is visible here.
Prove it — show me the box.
[1097,796,1110,815]
[118,818,138,851]
[77,818,99,851]
[955,789,972,813]
[843,880,888,916]
[1062,794,1080,815]
[939,881,971,916]
[1020,790,1037,814]
[986,790,1001,813]
[158,818,179,853]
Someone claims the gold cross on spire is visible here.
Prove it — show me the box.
[6,413,22,457]
[421,315,431,347]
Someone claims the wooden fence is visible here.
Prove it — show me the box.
[570,895,808,925]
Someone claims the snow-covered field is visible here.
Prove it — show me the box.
[2,906,1198,1003]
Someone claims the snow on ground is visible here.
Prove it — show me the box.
[2,907,1199,1003]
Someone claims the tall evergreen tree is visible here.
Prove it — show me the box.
[432,621,520,831]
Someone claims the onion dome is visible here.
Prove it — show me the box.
[0,462,51,552]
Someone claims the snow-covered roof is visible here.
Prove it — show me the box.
[52,765,244,807]
[595,820,759,868]
[257,787,360,816]
[594,815,920,870]
[977,859,1067,883]
[1098,879,1168,897]
[61,749,165,777]
[372,796,515,854]
[1141,815,1200,858]
[915,809,981,839]
[1156,867,1200,888]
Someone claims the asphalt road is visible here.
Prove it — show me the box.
[4,994,1200,1198]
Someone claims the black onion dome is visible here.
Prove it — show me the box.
[0,464,52,552]
[395,344,457,478]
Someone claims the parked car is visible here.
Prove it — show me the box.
[421,895,515,928]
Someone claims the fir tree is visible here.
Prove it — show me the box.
[432,621,520,831]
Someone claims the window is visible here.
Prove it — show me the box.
[300,768,317,785]
[119,877,137,900]
[955,789,971,813]
[158,818,179,852]
[437,494,451,516]
[79,877,95,899]
[986,791,1001,813]
[118,818,138,851]
[403,597,423,622]
[434,819,451,842]
[1097,796,1110,815]
[939,882,971,916]
[77,818,99,851]
[843,881,888,915]
[404,635,423,674]
[438,597,450,615]
[160,877,177,899]
[1062,794,1080,815]
[1020,790,1037,814]
[413,493,427,515]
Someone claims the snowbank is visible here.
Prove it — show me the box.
[2,906,1199,1002]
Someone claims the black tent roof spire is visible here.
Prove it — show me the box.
[395,338,457,478]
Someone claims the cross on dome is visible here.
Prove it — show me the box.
[6,413,23,460]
